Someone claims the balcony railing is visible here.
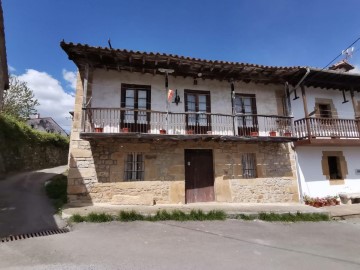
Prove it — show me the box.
[294,118,360,138]
[82,108,294,137]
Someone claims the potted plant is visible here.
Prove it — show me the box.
[250,131,259,137]
[94,123,104,133]
[284,130,292,137]
[160,129,166,134]
[269,130,277,137]
[186,129,194,135]
[122,127,129,133]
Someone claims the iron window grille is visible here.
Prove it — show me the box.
[241,153,257,178]
[124,152,144,181]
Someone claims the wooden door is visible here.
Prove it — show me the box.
[185,149,215,203]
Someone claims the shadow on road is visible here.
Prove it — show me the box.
[0,166,67,238]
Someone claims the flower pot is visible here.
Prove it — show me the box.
[269,131,277,137]
[250,131,259,137]
[186,130,194,135]
[160,129,167,134]
[284,132,292,137]
[122,128,129,133]
[94,127,103,133]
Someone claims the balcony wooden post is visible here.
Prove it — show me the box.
[301,85,311,140]
[81,64,89,132]
[231,82,236,136]
[350,87,360,137]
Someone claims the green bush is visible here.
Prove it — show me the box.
[237,212,330,222]
[70,210,227,223]
[86,213,114,223]
[0,113,69,149]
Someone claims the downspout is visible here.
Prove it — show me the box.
[288,67,311,95]
[285,67,311,118]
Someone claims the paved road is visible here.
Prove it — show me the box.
[1,219,360,269]
[0,166,68,238]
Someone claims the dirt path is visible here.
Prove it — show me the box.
[0,166,67,238]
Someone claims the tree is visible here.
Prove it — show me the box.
[1,75,39,120]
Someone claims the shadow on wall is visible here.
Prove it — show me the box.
[297,150,360,183]
[0,171,64,238]
[67,153,94,206]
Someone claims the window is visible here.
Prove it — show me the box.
[318,104,332,118]
[321,151,347,185]
[124,152,144,181]
[235,94,258,136]
[328,156,342,179]
[241,153,257,178]
[121,84,151,132]
[184,90,211,134]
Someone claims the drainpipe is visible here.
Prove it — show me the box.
[288,67,311,95]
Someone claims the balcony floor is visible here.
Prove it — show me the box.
[295,138,360,147]
[80,132,298,143]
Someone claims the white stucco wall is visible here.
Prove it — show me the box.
[90,69,284,134]
[296,146,360,198]
[91,69,280,113]
[290,86,360,120]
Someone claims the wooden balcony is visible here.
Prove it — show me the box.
[294,117,360,146]
[80,108,296,142]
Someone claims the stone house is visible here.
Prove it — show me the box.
[290,61,360,199]
[27,114,69,137]
[63,41,356,205]
[0,0,9,109]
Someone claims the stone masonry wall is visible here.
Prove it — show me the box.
[68,138,299,205]
[68,70,299,205]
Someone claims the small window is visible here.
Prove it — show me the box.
[318,104,332,118]
[328,156,342,179]
[124,152,144,181]
[241,153,257,178]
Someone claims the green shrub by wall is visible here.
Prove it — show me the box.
[0,113,69,176]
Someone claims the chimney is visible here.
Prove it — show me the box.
[329,60,355,72]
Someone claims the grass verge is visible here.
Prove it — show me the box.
[237,212,330,222]
[45,173,68,213]
[69,209,227,223]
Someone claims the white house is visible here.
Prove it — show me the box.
[290,62,360,200]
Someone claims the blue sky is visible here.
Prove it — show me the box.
[3,0,360,130]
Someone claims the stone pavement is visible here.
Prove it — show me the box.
[62,202,329,219]
[323,204,360,219]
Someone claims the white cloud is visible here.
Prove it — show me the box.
[349,64,360,74]
[62,69,77,90]
[8,65,16,72]
[17,69,75,133]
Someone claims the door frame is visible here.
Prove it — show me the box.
[184,149,215,203]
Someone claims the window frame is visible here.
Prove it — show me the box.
[120,84,151,132]
[184,89,211,134]
[124,152,145,181]
[241,153,257,179]
[321,151,347,185]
